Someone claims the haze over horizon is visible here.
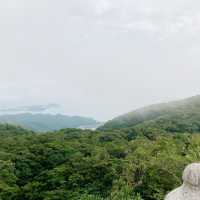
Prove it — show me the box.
[1,0,200,121]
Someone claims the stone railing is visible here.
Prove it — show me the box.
[165,163,200,200]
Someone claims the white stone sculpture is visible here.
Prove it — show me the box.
[165,163,200,200]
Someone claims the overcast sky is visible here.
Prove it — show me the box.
[0,0,200,120]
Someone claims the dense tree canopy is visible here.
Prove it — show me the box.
[0,123,200,200]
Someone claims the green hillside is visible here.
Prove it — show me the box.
[99,95,200,134]
[0,113,99,132]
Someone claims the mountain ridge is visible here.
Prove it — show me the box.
[99,95,200,132]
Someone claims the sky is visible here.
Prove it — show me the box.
[0,0,200,121]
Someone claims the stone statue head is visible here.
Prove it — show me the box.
[165,163,200,200]
[182,163,200,187]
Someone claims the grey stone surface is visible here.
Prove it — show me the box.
[165,163,200,200]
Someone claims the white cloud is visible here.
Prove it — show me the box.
[52,0,200,39]
[93,0,112,16]
[1,0,200,119]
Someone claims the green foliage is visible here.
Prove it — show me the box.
[0,122,200,200]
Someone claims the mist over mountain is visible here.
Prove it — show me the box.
[0,113,100,132]
[99,95,200,133]
[0,104,61,115]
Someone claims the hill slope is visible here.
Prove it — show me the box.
[99,95,200,133]
[0,113,99,132]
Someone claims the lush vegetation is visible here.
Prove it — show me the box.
[0,113,99,132]
[0,124,200,200]
[1,96,200,199]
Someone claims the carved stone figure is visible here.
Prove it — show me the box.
[165,163,200,200]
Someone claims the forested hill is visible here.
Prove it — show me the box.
[0,124,34,136]
[1,123,200,200]
[0,113,99,132]
[99,95,200,133]
[2,96,200,199]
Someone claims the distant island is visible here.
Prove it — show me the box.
[0,113,101,132]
